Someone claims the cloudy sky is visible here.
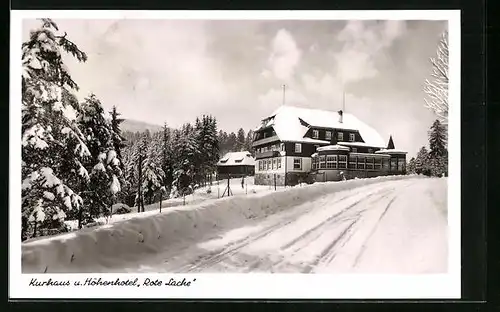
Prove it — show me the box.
[23,18,447,158]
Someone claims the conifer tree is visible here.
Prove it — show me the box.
[161,123,174,197]
[428,119,447,158]
[21,18,90,239]
[236,128,246,151]
[142,131,164,205]
[415,146,431,176]
[109,105,126,165]
[77,94,122,221]
[428,119,448,177]
[406,157,416,174]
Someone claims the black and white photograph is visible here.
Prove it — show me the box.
[11,10,461,299]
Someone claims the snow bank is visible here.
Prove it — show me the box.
[22,175,419,273]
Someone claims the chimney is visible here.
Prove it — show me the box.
[338,110,343,123]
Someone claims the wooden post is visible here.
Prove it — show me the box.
[274,173,277,191]
[159,192,162,213]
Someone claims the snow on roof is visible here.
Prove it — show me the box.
[217,151,255,167]
[375,149,408,154]
[259,105,386,147]
[317,144,350,152]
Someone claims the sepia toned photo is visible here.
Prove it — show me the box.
[13,12,458,298]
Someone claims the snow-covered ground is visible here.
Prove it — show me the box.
[22,175,447,274]
[62,177,279,231]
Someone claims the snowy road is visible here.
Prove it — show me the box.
[134,178,447,274]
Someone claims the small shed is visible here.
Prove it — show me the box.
[217,151,255,178]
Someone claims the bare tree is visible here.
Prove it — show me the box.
[423,30,449,125]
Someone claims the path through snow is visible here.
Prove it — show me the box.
[22,176,447,274]
[130,178,448,274]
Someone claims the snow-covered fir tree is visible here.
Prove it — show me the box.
[77,94,122,222]
[161,123,174,197]
[415,146,431,176]
[109,105,127,166]
[245,130,255,155]
[406,157,416,174]
[206,116,220,182]
[120,140,137,207]
[132,132,149,212]
[142,131,165,205]
[194,115,219,186]
[428,119,448,177]
[428,119,448,158]
[21,19,90,239]
[236,128,246,151]
[172,124,199,200]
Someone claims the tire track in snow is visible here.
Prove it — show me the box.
[301,218,360,273]
[279,188,394,252]
[170,192,352,272]
[351,181,416,268]
[179,185,396,273]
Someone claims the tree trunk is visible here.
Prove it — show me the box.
[33,221,37,239]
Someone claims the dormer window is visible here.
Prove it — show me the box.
[312,130,319,139]
[295,143,302,153]
[349,133,355,142]
[325,131,332,140]
[337,132,344,141]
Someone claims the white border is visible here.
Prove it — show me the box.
[9,10,461,299]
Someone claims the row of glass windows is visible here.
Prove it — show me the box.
[312,155,348,170]
[258,158,282,171]
[313,155,406,172]
[311,130,356,142]
[257,158,303,171]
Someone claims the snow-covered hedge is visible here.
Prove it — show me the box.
[21,174,418,273]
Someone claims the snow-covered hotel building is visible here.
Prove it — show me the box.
[252,105,407,186]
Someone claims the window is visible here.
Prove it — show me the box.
[338,155,347,169]
[295,143,302,153]
[398,158,406,172]
[312,157,317,170]
[368,148,373,153]
[382,158,390,170]
[312,130,319,139]
[293,158,302,170]
[352,147,357,153]
[348,155,357,169]
[272,158,276,170]
[258,161,263,171]
[374,158,382,170]
[390,159,397,171]
[278,158,282,169]
[349,133,355,142]
[366,157,374,170]
[325,131,332,140]
[357,156,366,170]
[326,155,337,169]
[281,143,285,151]
[319,155,326,169]
[337,132,344,141]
